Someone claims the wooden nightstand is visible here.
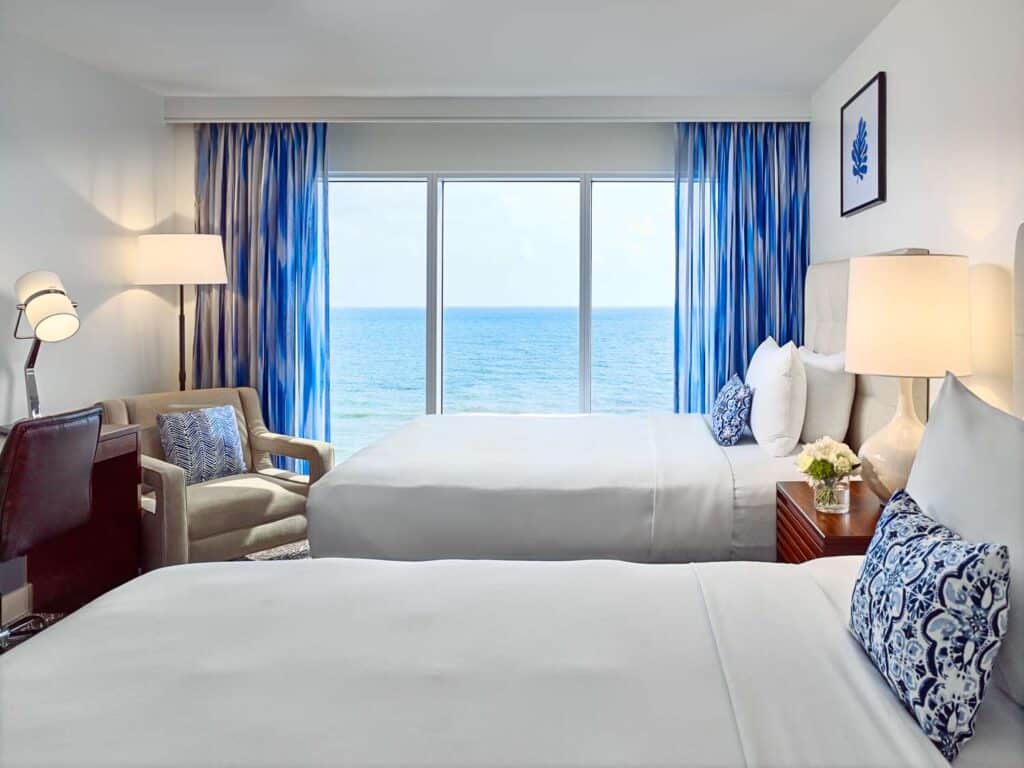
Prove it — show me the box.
[776,480,884,563]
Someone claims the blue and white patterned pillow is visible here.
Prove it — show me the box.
[157,405,248,486]
[710,374,753,446]
[850,490,1010,760]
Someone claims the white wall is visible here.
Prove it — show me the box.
[0,26,187,423]
[329,122,675,175]
[809,0,1024,410]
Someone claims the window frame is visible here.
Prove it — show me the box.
[328,171,673,418]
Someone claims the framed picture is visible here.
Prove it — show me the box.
[841,71,886,216]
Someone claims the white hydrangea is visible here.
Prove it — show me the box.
[796,437,860,478]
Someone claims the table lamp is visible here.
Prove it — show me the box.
[11,270,80,420]
[136,234,227,390]
[845,253,972,499]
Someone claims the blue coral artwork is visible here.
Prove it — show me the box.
[841,72,885,216]
[851,117,869,181]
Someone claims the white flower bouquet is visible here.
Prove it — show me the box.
[796,437,861,513]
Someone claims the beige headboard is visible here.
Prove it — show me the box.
[804,260,927,451]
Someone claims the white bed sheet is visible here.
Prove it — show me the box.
[309,413,803,562]
[719,427,805,561]
[0,556,1000,768]
[799,557,1024,768]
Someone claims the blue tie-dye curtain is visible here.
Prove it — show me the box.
[193,123,330,463]
[674,122,809,413]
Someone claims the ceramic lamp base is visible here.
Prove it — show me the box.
[858,377,925,501]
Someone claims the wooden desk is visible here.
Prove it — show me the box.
[22,424,142,612]
[776,480,883,564]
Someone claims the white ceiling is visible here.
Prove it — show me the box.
[4,0,898,99]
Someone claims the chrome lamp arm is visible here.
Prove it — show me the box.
[12,295,77,421]
[23,337,41,419]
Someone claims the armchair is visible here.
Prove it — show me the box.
[99,387,333,569]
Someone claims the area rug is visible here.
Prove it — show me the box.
[240,540,311,561]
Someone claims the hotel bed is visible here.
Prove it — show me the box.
[1,556,1020,767]
[308,261,919,562]
[310,412,804,561]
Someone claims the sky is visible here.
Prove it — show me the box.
[328,179,675,309]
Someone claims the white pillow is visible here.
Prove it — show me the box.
[906,374,1024,706]
[798,347,855,443]
[744,338,807,457]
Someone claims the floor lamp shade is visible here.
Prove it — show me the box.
[845,253,972,499]
[136,234,227,390]
[136,235,227,285]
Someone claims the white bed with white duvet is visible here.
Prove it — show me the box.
[309,412,804,562]
[308,261,896,562]
[1,556,1019,767]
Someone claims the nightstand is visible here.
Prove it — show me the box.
[776,480,884,563]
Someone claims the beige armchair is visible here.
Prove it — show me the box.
[99,387,334,570]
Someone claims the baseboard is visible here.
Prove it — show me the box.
[1,583,32,624]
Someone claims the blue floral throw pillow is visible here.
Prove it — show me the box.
[710,374,753,446]
[157,405,248,486]
[850,490,1010,760]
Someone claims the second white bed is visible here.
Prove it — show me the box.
[309,413,803,562]
[3,555,1020,766]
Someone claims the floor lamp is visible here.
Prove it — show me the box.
[136,235,227,391]
[845,253,972,499]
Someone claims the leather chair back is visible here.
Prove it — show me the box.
[0,406,101,561]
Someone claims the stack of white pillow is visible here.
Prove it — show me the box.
[743,337,856,457]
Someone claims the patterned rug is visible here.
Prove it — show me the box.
[240,540,311,561]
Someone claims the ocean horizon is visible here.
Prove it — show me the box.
[330,305,674,460]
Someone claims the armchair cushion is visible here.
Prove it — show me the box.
[157,405,247,485]
[186,473,307,541]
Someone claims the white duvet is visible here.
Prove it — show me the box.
[309,413,803,562]
[3,556,1008,768]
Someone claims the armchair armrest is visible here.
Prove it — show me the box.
[141,455,189,570]
[249,432,335,483]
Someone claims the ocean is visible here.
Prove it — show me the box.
[330,306,674,460]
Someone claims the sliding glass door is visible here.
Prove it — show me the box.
[328,174,674,457]
[441,180,580,413]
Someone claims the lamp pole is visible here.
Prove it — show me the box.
[178,284,187,391]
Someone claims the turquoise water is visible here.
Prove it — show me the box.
[330,306,674,460]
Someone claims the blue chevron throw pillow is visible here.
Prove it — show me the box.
[157,405,248,485]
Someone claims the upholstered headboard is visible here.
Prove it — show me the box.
[804,260,927,451]
[1014,223,1023,418]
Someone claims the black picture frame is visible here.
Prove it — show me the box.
[840,71,886,217]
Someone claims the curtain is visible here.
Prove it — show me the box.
[193,123,330,462]
[674,122,809,413]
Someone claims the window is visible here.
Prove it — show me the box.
[590,180,675,412]
[441,180,580,413]
[328,173,675,456]
[328,179,426,460]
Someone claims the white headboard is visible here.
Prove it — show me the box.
[1014,223,1023,418]
[804,260,927,451]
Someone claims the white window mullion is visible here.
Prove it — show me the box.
[426,174,443,414]
[579,174,593,413]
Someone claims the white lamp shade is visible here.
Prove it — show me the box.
[136,234,227,286]
[14,270,80,342]
[846,254,972,378]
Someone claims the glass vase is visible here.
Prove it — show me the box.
[811,478,850,514]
